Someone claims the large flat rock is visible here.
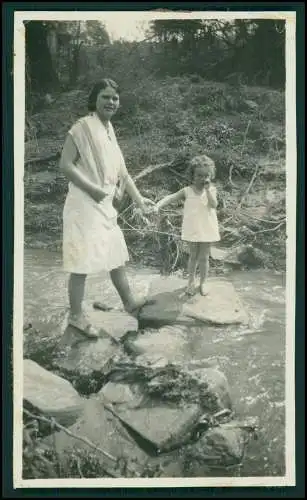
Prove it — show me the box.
[44,397,152,477]
[23,359,84,426]
[55,330,121,376]
[59,309,138,344]
[124,326,188,363]
[139,276,248,327]
[86,309,138,343]
[110,402,202,454]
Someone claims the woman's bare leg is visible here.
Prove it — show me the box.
[68,273,100,338]
[110,266,148,313]
[68,273,86,317]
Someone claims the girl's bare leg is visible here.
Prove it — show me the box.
[186,242,200,295]
[199,243,211,295]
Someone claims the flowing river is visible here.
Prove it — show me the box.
[23,248,288,477]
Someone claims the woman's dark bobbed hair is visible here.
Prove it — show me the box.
[88,79,119,112]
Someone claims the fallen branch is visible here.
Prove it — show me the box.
[122,227,180,239]
[253,221,286,234]
[25,153,60,166]
[168,166,189,182]
[239,210,286,225]
[23,408,135,478]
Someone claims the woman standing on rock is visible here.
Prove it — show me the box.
[60,79,155,338]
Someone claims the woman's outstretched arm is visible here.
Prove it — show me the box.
[121,174,156,212]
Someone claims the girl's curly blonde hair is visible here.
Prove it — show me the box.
[188,154,216,183]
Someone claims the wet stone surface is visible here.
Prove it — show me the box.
[43,397,152,477]
[55,329,122,377]
[139,276,249,328]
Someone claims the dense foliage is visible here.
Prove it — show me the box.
[25,18,285,98]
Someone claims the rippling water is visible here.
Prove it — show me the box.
[23,248,287,477]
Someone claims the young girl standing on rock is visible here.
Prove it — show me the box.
[156,155,220,296]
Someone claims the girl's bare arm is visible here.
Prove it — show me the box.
[59,135,107,203]
[156,189,186,210]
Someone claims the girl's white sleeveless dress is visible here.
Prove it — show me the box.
[62,114,129,274]
[181,186,220,243]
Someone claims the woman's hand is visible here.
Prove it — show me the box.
[91,186,107,203]
[140,197,156,215]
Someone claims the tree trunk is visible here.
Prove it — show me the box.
[25,21,59,92]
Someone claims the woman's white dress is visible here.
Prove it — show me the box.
[63,113,129,274]
[181,186,220,243]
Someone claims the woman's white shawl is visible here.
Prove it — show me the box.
[68,112,128,198]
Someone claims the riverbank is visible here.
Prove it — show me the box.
[24,76,286,270]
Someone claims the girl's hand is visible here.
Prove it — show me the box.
[204,179,211,190]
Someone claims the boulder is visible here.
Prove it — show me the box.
[138,276,248,327]
[211,244,270,269]
[23,359,84,427]
[188,367,232,411]
[183,419,258,472]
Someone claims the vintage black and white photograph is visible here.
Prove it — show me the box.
[14,10,296,488]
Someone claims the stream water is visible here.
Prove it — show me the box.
[23,248,288,477]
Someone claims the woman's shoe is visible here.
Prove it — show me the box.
[68,313,100,339]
